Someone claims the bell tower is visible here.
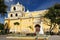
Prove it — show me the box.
[8,2,25,19]
[10,2,25,12]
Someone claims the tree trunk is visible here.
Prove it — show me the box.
[49,23,52,34]
[50,23,56,34]
[51,23,56,31]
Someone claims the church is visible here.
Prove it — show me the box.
[4,2,59,34]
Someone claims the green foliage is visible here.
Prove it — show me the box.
[44,4,60,33]
[54,4,60,9]
[44,4,60,24]
[0,23,4,30]
[0,0,7,16]
[56,18,60,25]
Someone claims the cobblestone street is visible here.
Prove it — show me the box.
[49,35,60,40]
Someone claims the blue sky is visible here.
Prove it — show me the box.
[5,0,60,11]
[0,0,60,24]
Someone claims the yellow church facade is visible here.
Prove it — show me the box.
[4,2,59,34]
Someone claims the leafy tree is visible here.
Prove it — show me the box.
[54,4,60,9]
[0,0,7,16]
[0,23,4,30]
[44,4,60,34]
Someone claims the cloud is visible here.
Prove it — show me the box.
[5,0,9,2]
[5,0,13,2]
[10,0,13,1]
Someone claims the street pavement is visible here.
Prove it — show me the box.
[49,35,60,40]
[0,35,60,40]
[0,35,15,40]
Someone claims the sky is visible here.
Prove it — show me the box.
[0,0,60,24]
[5,0,60,11]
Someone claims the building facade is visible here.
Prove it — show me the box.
[4,2,59,34]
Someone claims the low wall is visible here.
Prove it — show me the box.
[7,35,50,40]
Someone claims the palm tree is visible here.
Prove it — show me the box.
[0,0,7,16]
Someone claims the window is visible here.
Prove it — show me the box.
[14,22,19,25]
[13,7,16,10]
[15,13,18,17]
[10,14,13,17]
[22,8,24,11]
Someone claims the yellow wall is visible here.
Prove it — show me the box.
[4,10,59,33]
[4,2,59,34]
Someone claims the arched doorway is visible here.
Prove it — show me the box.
[34,24,44,34]
[4,23,9,33]
[35,24,40,33]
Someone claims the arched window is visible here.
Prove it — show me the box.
[13,7,16,10]
[15,13,18,17]
[22,8,24,11]
[35,24,40,32]
[14,22,19,25]
[10,14,13,17]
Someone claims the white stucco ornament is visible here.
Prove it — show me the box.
[39,22,44,34]
[16,2,20,5]
[26,9,29,13]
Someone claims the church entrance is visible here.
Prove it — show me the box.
[35,24,40,33]
[34,24,44,34]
